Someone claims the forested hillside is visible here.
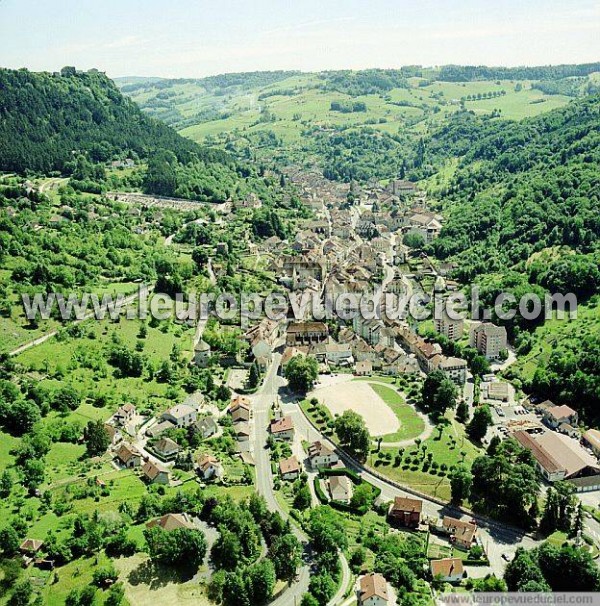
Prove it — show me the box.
[0,67,201,173]
[427,95,600,418]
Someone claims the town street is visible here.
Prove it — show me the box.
[252,352,351,606]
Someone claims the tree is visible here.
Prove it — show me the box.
[450,465,473,505]
[0,526,21,557]
[308,573,336,605]
[284,356,318,393]
[292,482,312,511]
[245,558,276,604]
[144,526,207,569]
[269,533,302,582]
[421,370,457,417]
[10,579,33,606]
[191,247,209,272]
[0,469,13,498]
[403,232,426,249]
[487,435,501,456]
[105,583,125,606]
[211,528,243,571]
[144,149,178,196]
[504,547,548,591]
[467,405,492,442]
[83,419,110,457]
[21,458,45,490]
[456,400,469,423]
[334,410,370,461]
[247,362,260,389]
[470,575,508,592]
[471,439,540,526]
[349,482,375,511]
[301,595,320,606]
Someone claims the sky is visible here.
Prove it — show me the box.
[0,0,599,78]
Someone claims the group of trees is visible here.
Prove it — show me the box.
[420,370,457,418]
[284,355,319,393]
[207,494,302,606]
[0,67,200,174]
[334,410,370,462]
[470,439,540,526]
[505,541,600,591]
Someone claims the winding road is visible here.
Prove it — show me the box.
[252,351,351,606]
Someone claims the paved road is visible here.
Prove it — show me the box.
[284,391,540,578]
[252,353,351,606]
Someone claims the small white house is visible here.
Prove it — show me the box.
[328,475,353,503]
[196,454,223,480]
[430,558,464,583]
[308,441,339,469]
[162,404,197,428]
[358,573,389,606]
[279,456,301,481]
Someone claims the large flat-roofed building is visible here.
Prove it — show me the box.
[513,430,600,483]
[470,322,507,359]
[434,312,464,342]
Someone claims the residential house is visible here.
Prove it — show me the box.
[197,454,223,480]
[405,213,442,242]
[146,513,195,531]
[328,475,353,503]
[358,572,389,606]
[434,312,464,342]
[103,423,122,446]
[19,539,44,556]
[279,456,301,481]
[270,416,295,441]
[152,437,181,461]
[115,443,142,468]
[355,360,373,376]
[146,420,175,438]
[388,496,422,529]
[230,396,251,423]
[353,340,378,363]
[234,422,251,442]
[142,460,170,485]
[162,404,197,428]
[195,416,218,439]
[430,558,464,584]
[436,356,467,386]
[308,441,339,468]
[193,339,212,367]
[470,322,507,359]
[442,517,477,549]
[113,403,136,426]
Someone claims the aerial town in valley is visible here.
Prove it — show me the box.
[3,148,598,605]
[1,8,600,603]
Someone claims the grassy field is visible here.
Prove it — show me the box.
[365,382,426,443]
[120,72,573,151]
[373,417,482,502]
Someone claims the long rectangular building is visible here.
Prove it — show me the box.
[513,430,600,483]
